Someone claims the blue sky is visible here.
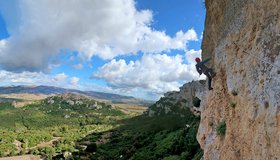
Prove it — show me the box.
[0,0,205,100]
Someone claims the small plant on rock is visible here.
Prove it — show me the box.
[231,89,238,96]
[216,121,226,136]
[229,101,236,108]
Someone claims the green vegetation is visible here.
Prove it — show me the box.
[216,121,226,136]
[230,101,237,108]
[85,106,202,160]
[0,95,126,158]
[192,97,201,107]
[231,89,238,96]
[0,94,203,159]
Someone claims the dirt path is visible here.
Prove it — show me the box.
[29,137,61,150]
[36,137,61,148]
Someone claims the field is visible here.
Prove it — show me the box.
[113,103,147,114]
[0,94,49,108]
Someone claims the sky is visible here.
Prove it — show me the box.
[0,0,206,100]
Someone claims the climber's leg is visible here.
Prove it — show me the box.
[208,77,213,90]
[208,68,216,78]
[204,70,214,90]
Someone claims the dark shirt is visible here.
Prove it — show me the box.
[195,58,210,75]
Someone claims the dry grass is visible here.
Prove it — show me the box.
[0,94,49,101]
[0,94,50,108]
[113,103,148,114]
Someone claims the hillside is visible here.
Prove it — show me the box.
[0,94,129,158]
[0,88,204,160]
[197,0,280,159]
[70,80,207,160]
[0,85,152,105]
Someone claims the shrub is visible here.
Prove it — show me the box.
[85,143,97,153]
[229,102,236,108]
[181,99,187,103]
[216,121,226,136]
[192,150,203,160]
[192,97,201,108]
[30,148,40,155]
[162,155,180,160]
[231,90,238,96]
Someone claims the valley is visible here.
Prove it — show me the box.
[0,86,202,160]
[0,93,130,159]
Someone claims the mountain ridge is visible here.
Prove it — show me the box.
[0,85,153,105]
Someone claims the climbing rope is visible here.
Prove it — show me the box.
[233,42,280,69]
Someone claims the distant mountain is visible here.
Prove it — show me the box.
[0,85,68,95]
[0,85,152,105]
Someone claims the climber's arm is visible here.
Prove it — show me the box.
[200,58,211,65]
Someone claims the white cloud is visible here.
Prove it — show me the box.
[200,32,204,40]
[0,40,6,56]
[0,40,6,47]
[53,73,67,81]
[70,77,80,86]
[0,0,198,72]
[185,49,202,64]
[0,71,47,85]
[0,70,81,89]
[94,51,203,96]
[72,63,83,70]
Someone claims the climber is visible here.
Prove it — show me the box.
[195,57,216,90]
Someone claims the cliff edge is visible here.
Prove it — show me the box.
[147,80,206,117]
[198,0,280,159]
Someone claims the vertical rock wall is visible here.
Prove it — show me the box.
[198,0,280,159]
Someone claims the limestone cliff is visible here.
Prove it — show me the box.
[147,80,206,116]
[198,0,280,159]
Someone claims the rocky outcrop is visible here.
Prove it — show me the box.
[44,93,105,110]
[198,0,280,159]
[147,80,207,116]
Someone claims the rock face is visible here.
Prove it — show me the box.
[147,80,207,116]
[198,0,280,159]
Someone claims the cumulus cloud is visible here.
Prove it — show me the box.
[0,70,81,89]
[94,51,204,96]
[0,0,198,72]
[0,40,6,48]
[70,77,80,86]
[200,32,204,40]
[0,40,7,56]
[53,73,67,81]
[185,49,202,64]
[72,63,83,70]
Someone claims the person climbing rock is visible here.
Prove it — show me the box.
[195,57,216,90]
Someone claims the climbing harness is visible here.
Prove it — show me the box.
[233,42,280,69]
